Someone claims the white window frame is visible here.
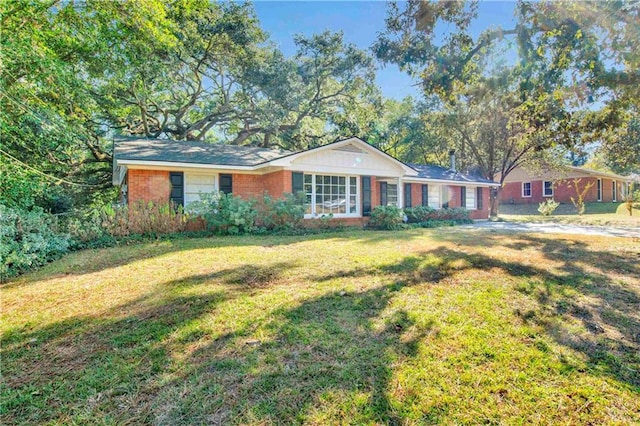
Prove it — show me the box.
[387,183,398,207]
[612,180,617,202]
[184,172,218,206]
[543,181,554,197]
[465,186,476,209]
[303,173,360,218]
[522,182,532,198]
[428,184,441,209]
[597,178,602,201]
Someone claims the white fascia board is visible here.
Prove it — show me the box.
[402,177,499,187]
[117,159,264,174]
[566,166,631,182]
[286,163,405,177]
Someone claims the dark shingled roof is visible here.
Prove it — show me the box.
[114,138,293,166]
[409,163,497,185]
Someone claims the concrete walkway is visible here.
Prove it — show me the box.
[464,221,640,238]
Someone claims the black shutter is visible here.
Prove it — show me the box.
[220,174,233,194]
[380,181,388,206]
[422,185,428,207]
[461,187,466,209]
[404,183,412,208]
[477,187,483,210]
[169,172,184,207]
[362,176,371,216]
[292,172,304,195]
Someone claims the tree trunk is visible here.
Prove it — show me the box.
[490,187,501,218]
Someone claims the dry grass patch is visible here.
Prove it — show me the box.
[2,229,639,424]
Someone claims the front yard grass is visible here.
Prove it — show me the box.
[2,228,639,424]
[499,202,640,227]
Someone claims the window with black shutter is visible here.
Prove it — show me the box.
[362,176,371,216]
[404,183,412,208]
[461,187,466,209]
[422,185,428,207]
[477,187,483,210]
[380,182,387,206]
[219,174,233,194]
[169,172,184,207]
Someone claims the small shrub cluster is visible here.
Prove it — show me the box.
[369,205,405,230]
[538,199,560,216]
[188,192,306,235]
[1,204,71,279]
[369,206,472,230]
[404,206,471,223]
[257,193,306,232]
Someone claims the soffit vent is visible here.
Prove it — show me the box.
[332,143,365,153]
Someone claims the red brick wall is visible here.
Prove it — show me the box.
[410,183,422,207]
[468,187,490,220]
[262,170,292,197]
[231,174,264,199]
[500,177,617,204]
[127,169,170,204]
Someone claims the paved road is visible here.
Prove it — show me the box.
[463,221,640,238]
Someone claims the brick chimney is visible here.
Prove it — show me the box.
[449,150,456,172]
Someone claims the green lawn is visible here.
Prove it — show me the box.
[2,229,639,424]
[499,202,640,227]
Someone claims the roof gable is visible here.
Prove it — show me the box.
[269,137,418,176]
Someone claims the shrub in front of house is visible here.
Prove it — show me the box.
[369,205,405,230]
[102,201,188,237]
[1,204,72,280]
[538,199,560,216]
[404,206,471,223]
[256,193,305,231]
[404,206,435,223]
[201,193,258,235]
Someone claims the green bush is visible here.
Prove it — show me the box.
[193,193,257,235]
[404,206,470,222]
[538,199,560,216]
[1,204,72,280]
[404,206,436,223]
[257,193,305,231]
[369,205,405,230]
[435,207,470,221]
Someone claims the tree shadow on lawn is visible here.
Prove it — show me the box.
[154,285,431,425]
[313,240,640,390]
[149,240,640,423]
[1,261,296,425]
[3,236,638,424]
[3,229,425,287]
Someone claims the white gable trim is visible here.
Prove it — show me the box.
[268,137,418,176]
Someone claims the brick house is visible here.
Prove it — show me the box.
[113,137,498,223]
[500,165,635,205]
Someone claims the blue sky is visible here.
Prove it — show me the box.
[253,1,518,100]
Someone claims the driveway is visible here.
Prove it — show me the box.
[464,221,640,238]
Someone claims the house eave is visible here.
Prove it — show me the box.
[402,177,499,187]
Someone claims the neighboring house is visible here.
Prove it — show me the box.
[500,165,635,205]
[112,137,498,223]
